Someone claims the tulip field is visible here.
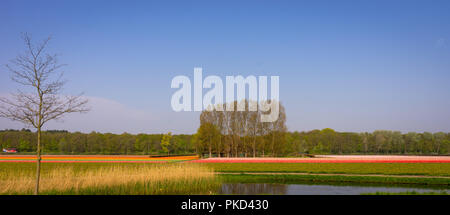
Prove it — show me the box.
[1,154,449,163]
[1,155,449,176]
[190,155,450,163]
[0,155,199,163]
[1,155,449,194]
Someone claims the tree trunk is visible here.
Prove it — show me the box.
[34,126,42,195]
[271,133,275,157]
[217,138,221,157]
[253,139,256,158]
[209,140,212,158]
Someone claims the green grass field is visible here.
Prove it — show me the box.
[362,191,449,195]
[220,174,450,186]
[4,162,450,176]
[212,163,450,192]
[204,163,450,176]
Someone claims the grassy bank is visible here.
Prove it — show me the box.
[220,174,450,186]
[362,191,449,195]
[213,162,450,189]
[0,163,219,195]
[206,163,450,176]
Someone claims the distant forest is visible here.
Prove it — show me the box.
[193,101,449,157]
[1,128,449,156]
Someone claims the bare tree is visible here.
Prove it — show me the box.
[0,33,89,195]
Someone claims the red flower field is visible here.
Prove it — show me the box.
[0,155,199,163]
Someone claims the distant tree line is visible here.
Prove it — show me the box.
[1,128,449,156]
[192,101,449,156]
[285,129,449,155]
[0,129,193,155]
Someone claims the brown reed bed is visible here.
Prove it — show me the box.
[0,163,220,195]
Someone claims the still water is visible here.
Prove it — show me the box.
[219,183,449,195]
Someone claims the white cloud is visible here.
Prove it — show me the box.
[435,38,446,48]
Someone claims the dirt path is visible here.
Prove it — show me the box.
[217,172,450,179]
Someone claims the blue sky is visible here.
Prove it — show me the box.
[1,0,450,134]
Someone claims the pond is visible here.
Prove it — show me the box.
[219,183,449,195]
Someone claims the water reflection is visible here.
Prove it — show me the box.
[219,183,449,195]
[221,183,288,195]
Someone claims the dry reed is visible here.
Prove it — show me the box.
[0,163,219,195]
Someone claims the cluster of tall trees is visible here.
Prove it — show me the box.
[193,100,287,157]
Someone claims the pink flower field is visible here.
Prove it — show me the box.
[189,155,450,163]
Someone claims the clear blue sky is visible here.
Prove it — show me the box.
[1,0,449,134]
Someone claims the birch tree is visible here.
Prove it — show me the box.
[0,33,89,195]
